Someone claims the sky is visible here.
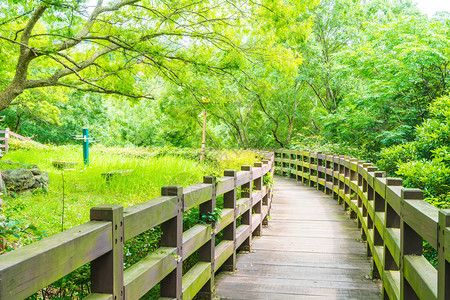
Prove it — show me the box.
[413,0,450,17]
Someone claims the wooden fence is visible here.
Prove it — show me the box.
[0,152,274,299]
[0,128,40,155]
[274,149,450,300]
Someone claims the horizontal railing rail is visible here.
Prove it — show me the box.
[0,128,42,155]
[274,149,450,300]
[0,151,274,300]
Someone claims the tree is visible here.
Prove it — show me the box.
[0,0,317,111]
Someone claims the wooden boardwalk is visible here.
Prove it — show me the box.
[215,176,382,299]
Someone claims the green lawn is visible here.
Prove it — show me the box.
[1,141,258,248]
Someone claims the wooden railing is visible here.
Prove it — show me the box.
[274,149,450,300]
[0,152,274,299]
[0,128,41,154]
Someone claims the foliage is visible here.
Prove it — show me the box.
[378,95,450,207]
[2,144,258,298]
[316,11,450,157]
[199,208,222,225]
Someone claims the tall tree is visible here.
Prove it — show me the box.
[0,0,317,111]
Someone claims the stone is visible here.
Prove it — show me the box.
[0,176,6,195]
[53,161,78,169]
[33,172,49,189]
[30,167,41,176]
[1,167,49,193]
[2,168,36,191]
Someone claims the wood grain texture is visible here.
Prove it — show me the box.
[216,176,382,300]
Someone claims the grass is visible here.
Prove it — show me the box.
[2,140,259,245]
[0,140,260,299]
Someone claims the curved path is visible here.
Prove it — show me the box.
[215,176,382,299]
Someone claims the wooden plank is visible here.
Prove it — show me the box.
[403,255,438,300]
[403,200,439,249]
[83,293,114,300]
[215,208,234,233]
[383,270,400,300]
[252,167,262,180]
[374,212,385,239]
[386,185,402,215]
[182,262,211,300]
[216,176,234,196]
[384,228,400,266]
[0,222,111,300]
[373,245,384,279]
[236,171,251,187]
[214,241,234,272]
[251,192,262,206]
[123,196,178,241]
[445,227,450,262]
[183,183,213,211]
[374,177,386,198]
[350,180,358,191]
[261,163,271,175]
[9,131,32,141]
[182,224,211,261]
[236,225,250,248]
[216,176,381,299]
[262,206,268,219]
[123,247,177,300]
[251,213,262,232]
[236,198,250,217]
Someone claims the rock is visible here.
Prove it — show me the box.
[0,175,6,195]
[1,163,49,194]
[30,167,41,175]
[53,161,78,169]
[2,168,36,191]
[34,172,49,189]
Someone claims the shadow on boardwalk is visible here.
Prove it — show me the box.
[215,176,382,299]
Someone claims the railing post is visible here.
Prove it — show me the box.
[160,185,183,299]
[400,188,423,300]
[223,170,237,271]
[253,162,263,237]
[332,155,339,201]
[309,152,315,187]
[289,150,296,179]
[317,152,324,192]
[89,204,124,299]
[382,178,402,299]
[240,165,253,251]
[198,176,216,299]
[4,127,9,154]
[295,150,302,182]
[438,209,450,300]
[262,160,270,226]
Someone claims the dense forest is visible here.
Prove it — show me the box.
[2,0,449,202]
[1,0,450,298]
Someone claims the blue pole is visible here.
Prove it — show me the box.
[83,128,89,166]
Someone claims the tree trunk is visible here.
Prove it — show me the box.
[0,82,25,111]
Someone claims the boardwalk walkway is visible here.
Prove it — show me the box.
[215,176,382,299]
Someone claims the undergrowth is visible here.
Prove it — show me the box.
[1,140,259,299]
